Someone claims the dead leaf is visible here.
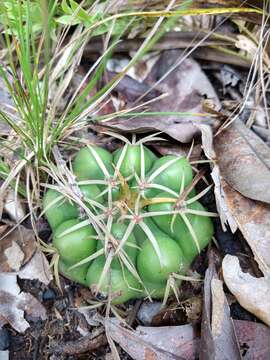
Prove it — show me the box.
[152,143,202,162]
[214,120,270,204]
[223,255,270,327]
[105,71,161,103]
[198,123,216,160]
[252,125,270,146]
[235,35,258,59]
[106,318,199,360]
[84,33,250,68]
[200,252,241,360]
[0,226,36,272]
[0,224,52,284]
[211,166,238,232]
[0,273,47,333]
[0,273,20,294]
[4,189,25,222]
[18,250,52,285]
[221,181,270,272]
[96,50,220,143]
[234,319,270,359]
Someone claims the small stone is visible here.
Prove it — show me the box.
[0,328,10,350]
[42,289,56,301]
[0,351,9,360]
[137,301,162,325]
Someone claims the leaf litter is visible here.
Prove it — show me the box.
[223,255,270,327]
[2,5,270,358]
[0,225,51,333]
[105,317,199,360]
[200,250,241,360]
[0,273,47,333]
[94,50,221,143]
[214,120,270,204]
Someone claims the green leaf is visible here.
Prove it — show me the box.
[70,0,89,22]
[56,14,81,25]
[61,0,72,15]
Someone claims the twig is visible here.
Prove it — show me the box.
[84,31,232,53]
[126,299,143,326]
[83,32,251,68]
[49,328,107,355]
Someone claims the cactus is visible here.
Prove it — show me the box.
[44,136,214,304]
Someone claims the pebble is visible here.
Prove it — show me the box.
[137,302,162,325]
[42,288,56,301]
[0,328,10,351]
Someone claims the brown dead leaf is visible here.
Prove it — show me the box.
[223,255,270,327]
[0,224,52,284]
[105,71,161,103]
[200,252,241,360]
[0,273,47,333]
[221,180,270,272]
[105,318,199,360]
[18,250,52,285]
[234,319,270,359]
[211,166,238,232]
[96,50,220,143]
[0,226,36,272]
[214,120,270,204]
[152,143,202,162]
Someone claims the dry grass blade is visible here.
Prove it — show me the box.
[162,277,174,308]
[52,253,62,293]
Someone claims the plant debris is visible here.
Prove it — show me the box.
[0,226,37,272]
[214,120,270,204]
[95,50,221,143]
[0,274,47,333]
[105,317,199,360]
[223,255,270,327]
[219,180,270,272]
[200,251,241,360]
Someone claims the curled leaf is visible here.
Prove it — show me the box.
[214,120,270,204]
[223,255,270,327]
